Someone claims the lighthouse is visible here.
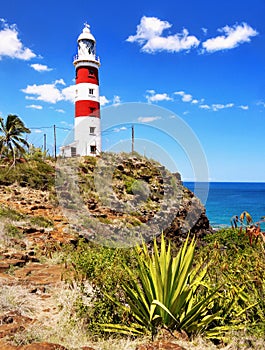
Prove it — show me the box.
[61,24,101,157]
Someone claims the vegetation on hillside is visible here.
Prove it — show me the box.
[0,146,264,348]
[64,228,265,344]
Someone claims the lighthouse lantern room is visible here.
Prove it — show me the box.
[61,24,101,157]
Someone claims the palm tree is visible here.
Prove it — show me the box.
[0,114,31,165]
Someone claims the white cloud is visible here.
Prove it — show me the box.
[202,27,208,35]
[257,101,265,108]
[30,63,52,72]
[0,19,36,60]
[114,126,127,132]
[199,102,234,111]
[33,129,43,133]
[22,81,74,104]
[26,104,43,110]
[56,109,65,113]
[113,95,121,105]
[202,23,258,53]
[146,91,172,103]
[138,116,162,123]
[146,89,156,94]
[61,85,75,103]
[22,83,63,103]
[212,103,234,111]
[191,99,199,104]
[100,96,110,106]
[127,16,200,53]
[174,91,193,102]
[239,105,249,110]
[199,104,211,110]
[55,78,66,86]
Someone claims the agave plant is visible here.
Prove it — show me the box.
[102,234,222,339]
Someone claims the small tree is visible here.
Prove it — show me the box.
[0,114,31,166]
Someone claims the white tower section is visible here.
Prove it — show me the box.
[73,24,101,157]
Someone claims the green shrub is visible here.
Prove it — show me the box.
[0,205,25,221]
[66,240,137,334]
[30,215,54,228]
[197,228,265,338]
[0,159,55,190]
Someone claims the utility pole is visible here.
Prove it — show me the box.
[43,133,47,159]
[132,124,134,154]
[53,125,57,160]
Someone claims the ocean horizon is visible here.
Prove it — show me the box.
[184,182,265,230]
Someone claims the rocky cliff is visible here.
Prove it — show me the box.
[0,153,212,349]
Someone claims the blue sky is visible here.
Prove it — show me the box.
[0,0,265,182]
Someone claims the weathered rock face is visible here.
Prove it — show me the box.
[56,153,212,246]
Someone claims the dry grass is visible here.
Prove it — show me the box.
[1,280,264,350]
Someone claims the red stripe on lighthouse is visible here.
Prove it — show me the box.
[75,100,100,118]
[76,66,99,85]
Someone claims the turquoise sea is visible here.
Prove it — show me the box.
[184,182,265,230]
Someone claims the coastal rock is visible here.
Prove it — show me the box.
[135,341,186,350]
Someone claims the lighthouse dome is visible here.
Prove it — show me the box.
[78,24,96,42]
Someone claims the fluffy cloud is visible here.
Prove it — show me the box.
[22,80,74,104]
[61,85,75,103]
[30,63,52,72]
[146,91,172,103]
[100,96,110,106]
[212,103,234,111]
[199,103,234,111]
[26,104,43,110]
[113,126,127,132]
[174,91,193,103]
[239,105,249,110]
[127,16,199,53]
[127,17,258,55]
[0,19,36,60]
[113,95,121,105]
[138,116,162,123]
[199,104,211,110]
[202,23,258,53]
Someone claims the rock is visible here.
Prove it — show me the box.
[0,313,33,339]
[136,341,186,350]
[21,343,68,350]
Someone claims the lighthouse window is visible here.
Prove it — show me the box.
[89,69,94,76]
[90,127,96,135]
[90,145,96,154]
[89,88,94,95]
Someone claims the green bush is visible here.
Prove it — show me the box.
[66,240,137,334]
[0,159,55,190]
[197,228,265,338]
[0,205,25,221]
[30,215,54,228]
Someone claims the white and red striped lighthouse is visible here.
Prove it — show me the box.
[73,24,101,156]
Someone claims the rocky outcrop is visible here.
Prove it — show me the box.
[56,153,212,246]
[0,154,212,348]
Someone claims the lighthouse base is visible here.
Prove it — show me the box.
[60,116,101,158]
